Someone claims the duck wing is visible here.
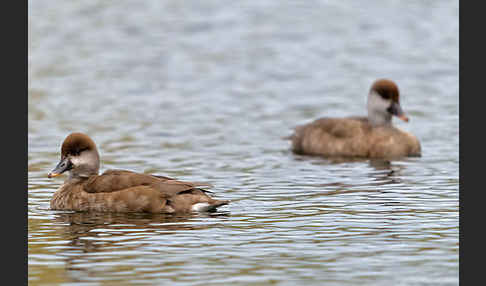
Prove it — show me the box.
[83,169,208,194]
[73,169,227,213]
[308,117,368,138]
[291,117,370,156]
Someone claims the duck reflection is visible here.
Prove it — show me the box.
[295,152,405,184]
[51,211,229,283]
[53,211,229,252]
[368,159,396,178]
[293,155,411,195]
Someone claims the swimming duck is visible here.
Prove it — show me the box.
[48,132,229,213]
[288,79,421,158]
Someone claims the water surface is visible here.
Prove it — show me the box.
[29,1,459,285]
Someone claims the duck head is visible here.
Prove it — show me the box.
[367,79,409,126]
[48,132,100,179]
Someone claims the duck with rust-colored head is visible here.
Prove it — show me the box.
[48,132,229,213]
[288,79,421,158]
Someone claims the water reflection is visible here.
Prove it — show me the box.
[53,211,230,240]
[50,211,231,284]
[29,0,458,284]
[295,154,405,186]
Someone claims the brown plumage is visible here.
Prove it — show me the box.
[290,116,421,158]
[289,79,421,159]
[48,133,229,213]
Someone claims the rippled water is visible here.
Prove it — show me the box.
[28,1,459,285]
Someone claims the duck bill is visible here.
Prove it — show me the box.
[388,102,409,122]
[47,157,71,178]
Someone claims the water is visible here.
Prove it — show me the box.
[28,1,459,285]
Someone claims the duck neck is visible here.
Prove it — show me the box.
[66,170,98,183]
[367,91,393,127]
[367,110,392,127]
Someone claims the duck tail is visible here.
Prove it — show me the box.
[209,200,230,210]
[191,200,229,212]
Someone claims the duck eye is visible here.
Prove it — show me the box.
[76,148,88,155]
[381,93,391,99]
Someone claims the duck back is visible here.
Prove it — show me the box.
[290,117,420,158]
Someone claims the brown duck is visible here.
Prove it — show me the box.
[289,79,421,158]
[48,132,229,213]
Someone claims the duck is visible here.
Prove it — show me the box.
[288,79,421,158]
[48,132,229,213]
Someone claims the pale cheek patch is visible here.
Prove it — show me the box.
[369,91,391,110]
[70,151,98,169]
[70,156,86,166]
[70,156,92,174]
[191,203,211,212]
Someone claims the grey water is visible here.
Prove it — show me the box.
[28,1,459,285]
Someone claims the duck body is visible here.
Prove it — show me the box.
[288,79,421,159]
[290,116,421,158]
[50,170,227,213]
[49,133,228,213]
